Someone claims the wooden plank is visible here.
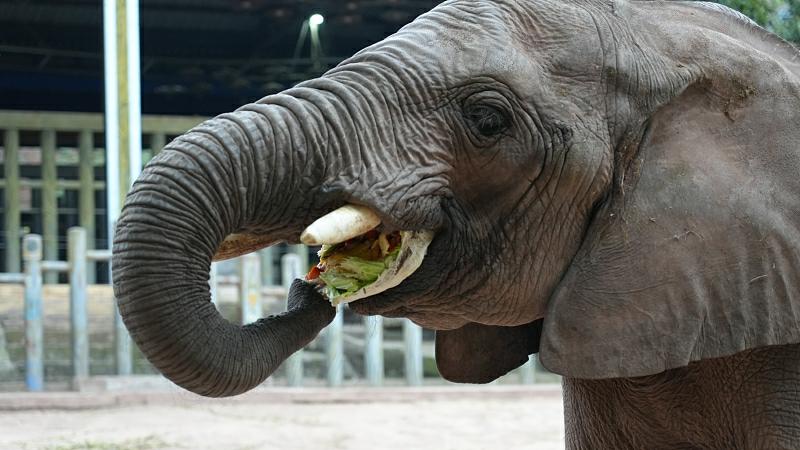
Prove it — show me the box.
[0,273,24,283]
[141,115,205,134]
[114,301,132,376]
[403,320,423,386]
[40,130,58,284]
[282,254,304,387]
[364,316,384,386]
[150,132,166,156]
[259,247,274,286]
[3,129,21,273]
[292,244,309,274]
[0,110,206,134]
[68,228,89,381]
[326,304,345,387]
[23,235,44,391]
[0,111,105,132]
[0,179,107,190]
[78,130,96,284]
[239,253,262,324]
[520,355,538,385]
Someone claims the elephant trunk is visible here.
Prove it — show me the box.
[112,97,336,397]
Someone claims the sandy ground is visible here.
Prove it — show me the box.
[0,394,565,450]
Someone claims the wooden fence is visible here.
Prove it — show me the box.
[0,110,206,279]
[0,227,461,391]
[0,110,540,391]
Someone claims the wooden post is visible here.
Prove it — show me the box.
[239,254,262,324]
[114,303,132,375]
[3,129,21,274]
[292,244,309,273]
[78,130,96,284]
[326,304,344,387]
[282,254,304,386]
[41,130,58,284]
[112,216,131,376]
[23,235,44,391]
[520,355,538,384]
[259,247,274,286]
[68,228,89,381]
[364,316,384,386]
[150,131,166,157]
[403,320,423,386]
[209,262,219,308]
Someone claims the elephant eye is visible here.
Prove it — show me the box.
[465,104,510,138]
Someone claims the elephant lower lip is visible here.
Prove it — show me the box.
[347,296,407,316]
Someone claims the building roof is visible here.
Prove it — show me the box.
[0,0,441,115]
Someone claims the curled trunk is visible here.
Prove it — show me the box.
[112,100,334,397]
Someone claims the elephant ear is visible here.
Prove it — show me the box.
[539,3,800,379]
[435,321,541,383]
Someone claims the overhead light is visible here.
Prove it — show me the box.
[309,14,325,27]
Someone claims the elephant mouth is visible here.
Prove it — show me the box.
[300,204,435,306]
[211,203,437,312]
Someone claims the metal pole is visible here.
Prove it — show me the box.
[41,130,58,284]
[126,0,142,183]
[68,228,89,381]
[364,316,384,386]
[105,0,140,378]
[403,320,423,386]
[282,254,304,386]
[104,0,141,245]
[239,254,262,324]
[23,235,44,391]
[3,129,21,274]
[326,304,344,387]
[78,130,96,284]
[103,0,120,240]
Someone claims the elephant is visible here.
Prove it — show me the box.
[112,0,800,448]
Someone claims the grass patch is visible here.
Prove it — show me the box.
[45,435,173,450]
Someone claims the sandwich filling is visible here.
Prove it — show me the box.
[306,229,433,305]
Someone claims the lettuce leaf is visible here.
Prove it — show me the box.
[319,247,401,299]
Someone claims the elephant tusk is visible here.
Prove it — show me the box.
[300,204,382,246]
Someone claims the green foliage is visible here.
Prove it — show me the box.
[714,0,799,43]
[716,0,777,25]
[774,0,800,42]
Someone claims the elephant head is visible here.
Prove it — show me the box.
[113,0,800,396]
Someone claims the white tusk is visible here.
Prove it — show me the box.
[300,204,382,246]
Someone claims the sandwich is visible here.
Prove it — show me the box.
[301,205,433,305]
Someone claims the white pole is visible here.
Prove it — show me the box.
[103,0,120,243]
[127,0,142,183]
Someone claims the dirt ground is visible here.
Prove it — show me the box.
[0,392,565,450]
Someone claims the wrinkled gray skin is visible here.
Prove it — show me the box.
[113,0,800,447]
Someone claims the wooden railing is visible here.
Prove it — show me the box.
[0,228,476,391]
[0,109,207,279]
[0,110,542,391]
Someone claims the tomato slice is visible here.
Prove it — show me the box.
[306,265,321,280]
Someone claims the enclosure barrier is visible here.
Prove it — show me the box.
[3,227,466,391]
[1,110,208,280]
